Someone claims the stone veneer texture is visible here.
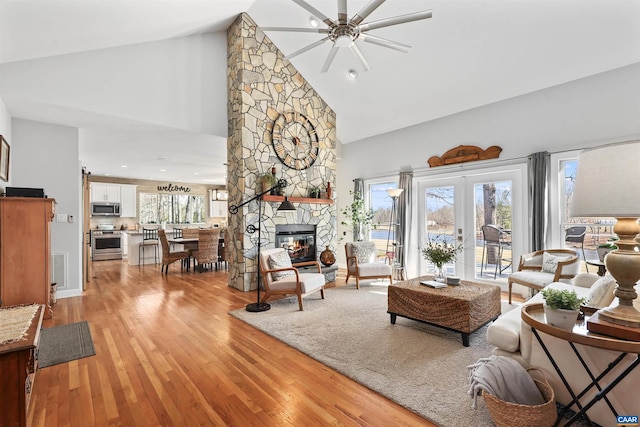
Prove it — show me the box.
[227,13,337,292]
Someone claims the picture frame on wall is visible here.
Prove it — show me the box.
[0,135,9,182]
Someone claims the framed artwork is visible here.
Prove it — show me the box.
[0,135,8,182]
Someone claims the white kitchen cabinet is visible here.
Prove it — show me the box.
[209,200,228,218]
[91,183,121,203]
[119,184,137,218]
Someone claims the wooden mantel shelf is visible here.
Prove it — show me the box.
[263,195,333,205]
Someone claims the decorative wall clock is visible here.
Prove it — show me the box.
[271,111,319,170]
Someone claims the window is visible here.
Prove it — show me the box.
[368,181,398,253]
[560,158,615,253]
[139,193,206,225]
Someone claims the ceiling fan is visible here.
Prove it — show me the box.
[262,0,432,73]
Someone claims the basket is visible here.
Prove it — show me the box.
[483,368,557,427]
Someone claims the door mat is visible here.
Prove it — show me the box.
[39,320,96,368]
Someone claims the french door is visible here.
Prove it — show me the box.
[416,166,525,283]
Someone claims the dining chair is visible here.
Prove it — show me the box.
[157,229,189,274]
[480,225,512,279]
[139,227,159,266]
[181,228,199,269]
[193,228,220,272]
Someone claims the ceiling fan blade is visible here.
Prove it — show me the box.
[320,44,340,73]
[261,27,330,34]
[285,37,330,60]
[359,34,410,53]
[350,0,386,26]
[349,43,371,71]
[338,0,348,25]
[359,10,432,32]
[292,0,336,27]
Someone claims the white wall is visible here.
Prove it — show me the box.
[12,118,82,299]
[336,63,640,266]
[0,95,10,189]
[0,33,227,136]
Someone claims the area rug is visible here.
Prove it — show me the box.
[230,281,521,427]
[39,321,96,368]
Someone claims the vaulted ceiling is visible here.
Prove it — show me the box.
[0,0,638,184]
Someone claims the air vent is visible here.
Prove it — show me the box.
[51,252,68,289]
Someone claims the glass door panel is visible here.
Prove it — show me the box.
[474,180,513,280]
[421,183,461,277]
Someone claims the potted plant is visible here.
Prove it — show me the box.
[257,172,277,194]
[597,237,618,262]
[541,288,585,330]
[340,191,375,241]
[419,237,463,282]
[309,186,321,198]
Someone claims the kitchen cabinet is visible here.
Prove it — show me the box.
[119,184,137,218]
[0,198,55,318]
[91,183,121,203]
[209,200,228,218]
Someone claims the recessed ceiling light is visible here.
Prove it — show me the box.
[104,173,110,176]
[348,69,358,79]
[309,16,320,28]
[194,172,200,175]
[120,165,127,168]
[160,169,167,172]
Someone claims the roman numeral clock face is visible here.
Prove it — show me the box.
[271,112,320,170]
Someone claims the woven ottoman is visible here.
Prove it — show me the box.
[388,276,501,346]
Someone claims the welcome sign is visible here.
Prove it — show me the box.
[157,183,192,193]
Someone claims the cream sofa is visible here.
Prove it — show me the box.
[487,273,640,427]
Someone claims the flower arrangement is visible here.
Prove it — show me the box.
[340,191,375,240]
[419,237,463,267]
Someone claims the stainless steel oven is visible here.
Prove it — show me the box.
[92,225,123,260]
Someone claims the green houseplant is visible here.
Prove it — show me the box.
[340,191,375,241]
[597,237,619,262]
[541,288,586,330]
[257,172,277,193]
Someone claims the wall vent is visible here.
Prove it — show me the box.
[51,252,68,289]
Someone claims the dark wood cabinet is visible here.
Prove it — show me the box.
[0,198,55,318]
[0,304,44,427]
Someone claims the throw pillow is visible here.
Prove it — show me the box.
[541,252,570,273]
[352,242,376,264]
[585,276,617,308]
[268,251,295,281]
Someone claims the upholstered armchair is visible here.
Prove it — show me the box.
[345,242,393,289]
[258,248,325,311]
[508,249,580,303]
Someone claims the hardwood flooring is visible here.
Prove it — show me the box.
[29,261,435,427]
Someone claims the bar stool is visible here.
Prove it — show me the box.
[139,228,159,266]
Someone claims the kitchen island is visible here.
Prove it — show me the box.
[126,229,181,266]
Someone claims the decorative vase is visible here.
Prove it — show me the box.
[434,264,447,283]
[544,305,579,330]
[326,182,332,199]
[354,223,365,242]
[320,246,336,266]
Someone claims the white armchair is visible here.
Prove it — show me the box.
[508,249,580,303]
[344,242,393,289]
[258,248,325,311]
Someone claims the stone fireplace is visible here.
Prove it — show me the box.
[275,224,317,264]
[226,13,337,292]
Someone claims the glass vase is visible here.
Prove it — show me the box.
[434,264,447,283]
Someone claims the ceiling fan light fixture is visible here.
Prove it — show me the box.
[308,16,320,28]
[347,69,358,79]
[335,34,353,48]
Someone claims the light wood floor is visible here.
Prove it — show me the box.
[29,260,436,427]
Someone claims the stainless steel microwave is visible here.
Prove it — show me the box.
[91,202,121,216]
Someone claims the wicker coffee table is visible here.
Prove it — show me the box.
[387,276,501,346]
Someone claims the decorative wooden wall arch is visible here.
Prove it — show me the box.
[428,145,502,167]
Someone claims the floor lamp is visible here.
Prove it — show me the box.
[385,188,404,264]
[229,179,296,312]
[572,141,640,330]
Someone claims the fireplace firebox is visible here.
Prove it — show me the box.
[275,224,316,264]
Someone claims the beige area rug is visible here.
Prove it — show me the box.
[0,304,39,345]
[230,281,520,427]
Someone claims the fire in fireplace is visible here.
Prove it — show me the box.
[275,224,317,264]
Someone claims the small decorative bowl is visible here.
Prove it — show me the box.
[446,276,461,286]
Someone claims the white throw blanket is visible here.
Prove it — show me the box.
[467,355,546,409]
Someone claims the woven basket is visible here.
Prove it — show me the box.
[483,368,557,427]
